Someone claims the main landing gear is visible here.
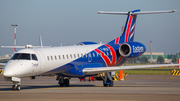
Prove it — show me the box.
[57,76,70,87]
[101,72,114,87]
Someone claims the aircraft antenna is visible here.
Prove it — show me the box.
[39,36,43,48]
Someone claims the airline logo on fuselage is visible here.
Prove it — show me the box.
[133,46,144,53]
[33,64,38,67]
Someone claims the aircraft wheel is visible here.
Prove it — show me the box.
[59,83,64,87]
[109,81,113,87]
[103,82,108,87]
[64,79,69,87]
[12,85,16,90]
[30,76,35,79]
[12,85,21,91]
[16,85,21,91]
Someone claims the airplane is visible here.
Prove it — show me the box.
[1,9,179,91]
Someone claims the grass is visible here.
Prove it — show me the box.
[122,63,179,75]
[123,70,171,75]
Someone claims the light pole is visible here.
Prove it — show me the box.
[150,40,152,63]
[11,24,18,53]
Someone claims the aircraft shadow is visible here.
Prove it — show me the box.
[1,84,176,91]
[0,84,97,91]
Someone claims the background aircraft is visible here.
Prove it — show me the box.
[2,9,179,91]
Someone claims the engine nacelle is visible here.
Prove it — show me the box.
[119,42,146,58]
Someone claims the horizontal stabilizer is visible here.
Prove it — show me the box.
[83,64,180,74]
[98,11,128,15]
[1,45,51,49]
[1,46,25,48]
[98,10,177,15]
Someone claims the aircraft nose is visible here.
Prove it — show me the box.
[3,68,13,77]
[3,61,21,77]
[3,60,32,77]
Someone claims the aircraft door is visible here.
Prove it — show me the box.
[36,50,46,73]
[88,53,92,62]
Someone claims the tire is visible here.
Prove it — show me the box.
[31,76,35,79]
[109,81,113,87]
[16,85,21,91]
[103,82,108,87]
[12,85,15,90]
[64,79,69,87]
[60,83,64,87]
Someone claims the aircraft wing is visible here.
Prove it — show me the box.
[0,63,6,66]
[83,64,180,74]
[0,63,6,70]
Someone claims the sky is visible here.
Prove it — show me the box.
[0,0,180,56]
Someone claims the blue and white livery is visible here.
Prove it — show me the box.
[2,9,178,91]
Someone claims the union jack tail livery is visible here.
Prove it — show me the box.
[121,9,139,42]
[98,9,176,45]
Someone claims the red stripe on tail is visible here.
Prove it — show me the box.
[125,15,133,42]
[115,37,120,44]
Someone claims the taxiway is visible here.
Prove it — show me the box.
[0,75,180,101]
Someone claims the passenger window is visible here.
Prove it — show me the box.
[88,53,91,57]
[77,54,79,58]
[81,53,83,58]
[70,54,72,59]
[93,53,95,57]
[110,52,112,55]
[31,54,38,61]
[51,56,53,60]
[106,52,109,56]
[62,55,65,59]
[55,56,57,60]
[59,55,61,59]
[67,55,69,59]
[74,54,76,58]
[47,56,49,60]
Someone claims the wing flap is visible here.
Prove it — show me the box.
[83,64,180,74]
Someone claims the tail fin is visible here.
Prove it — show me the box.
[121,9,140,42]
[98,9,177,44]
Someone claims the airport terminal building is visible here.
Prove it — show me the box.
[140,52,180,63]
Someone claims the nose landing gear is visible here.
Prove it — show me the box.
[12,83,21,91]
[4,77,22,91]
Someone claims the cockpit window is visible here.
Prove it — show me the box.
[31,54,38,61]
[11,53,30,60]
